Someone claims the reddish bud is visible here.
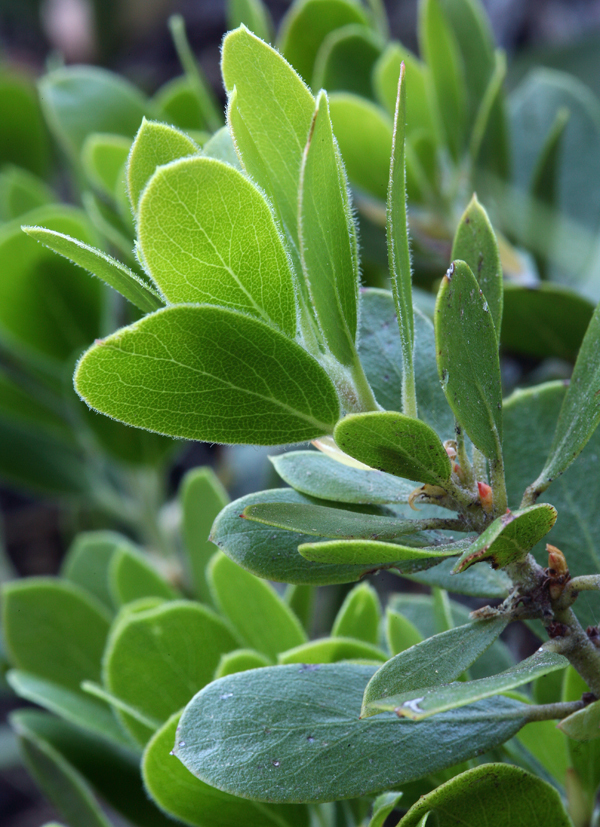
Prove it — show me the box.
[547,544,568,576]
[477,481,493,513]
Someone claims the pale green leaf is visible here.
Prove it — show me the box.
[361,617,508,717]
[451,194,503,334]
[75,305,339,444]
[272,450,415,504]
[201,125,243,170]
[386,608,423,655]
[181,466,229,604]
[2,578,110,693]
[227,0,274,42]
[402,555,511,598]
[139,155,296,335]
[81,133,131,198]
[108,545,179,606]
[209,552,306,660]
[215,649,271,678]
[210,488,381,585]
[299,90,359,364]
[435,260,502,461]
[278,637,386,664]
[453,504,557,573]
[373,43,434,135]
[313,24,382,98]
[332,583,381,644]
[22,225,163,313]
[334,411,452,485]
[61,531,132,611]
[397,763,572,826]
[142,712,309,827]
[370,649,568,719]
[153,75,205,132]
[278,0,369,86]
[126,118,200,212]
[369,792,403,827]
[175,662,532,802]
[299,538,463,566]
[329,92,392,201]
[419,0,466,160]
[558,699,600,741]
[103,600,238,746]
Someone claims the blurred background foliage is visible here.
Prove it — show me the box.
[2,0,600,823]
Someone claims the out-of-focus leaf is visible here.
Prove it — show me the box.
[373,43,433,136]
[227,0,274,42]
[332,583,381,644]
[0,166,52,221]
[278,637,386,664]
[108,545,179,606]
[81,133,130,198]
[313,24,382,98]
[0,71,50,176]
[61,531,130,611]
[215,649,271,678]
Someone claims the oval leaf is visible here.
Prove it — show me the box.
[334,411,452,485]
[75,305,339,445]
[299,539,463,566]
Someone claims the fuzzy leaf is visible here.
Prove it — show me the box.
[208,553,306,660]
[138,156,296,334]
[370,649,568,719]
[334,411,452,485]
[142,713,308,827]
[435,260,502,461]
[126,118,200,211]
[22,226,162,313]
[453,504,557,572]
[451,194,503,334]
[75,305,339,444]
[299,90,359,364]
[175,663,532,802]
[299,539,463,566]
[397,763,572,826]
[361,617,508,717]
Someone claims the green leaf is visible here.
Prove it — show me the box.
[211,488,379,585]
[0,166,52,221]
[0,206,102,367]
[435,260,502,462]
[510,69,600,285]
[373,43,433,135]
[227,0,273,42]
[175,662,532,802]
[528,299,600,496]
[243,500,446,541]
[502,282,594,362]
[181,466,229,604]
[168,15,223,133]
[334,411,452,485]
[504,382,600,629]
[370,649,568,719]
[397,763,572,826]
[109,545,178,606]
[562,667,600,811]
[278,637,386,664]
[402,555,511,598]
[386,609,423,655]
[222,26,314,272]
[11,709,174,827]
[7,670,131,750]
[143,712,309,827]
[82,190,137,266]
[299,90,359,364]
[299,539,462,566]
[2,578,110,692]
[60,531,131,611]
[103,600,238,746]
[361,617,508,717]
[516,718,569,787]
[453,504,557,572]
[359,290,455,439]
[81,133,131,198]
[313,24,382,99]
[11,711,112,827]
[39,66,150,162]
[419,0,466,160]
[209,553,306,660]
[201,125,243,170]
[138,156,296,336]
[153,76,206,132]
[329,93,392,201]
[278,0,369,86]
[215,649,271,678]
[451,194,503,335]
[387,63,416,415]
[126,118,200,212]
[272,450,415,504]
[369,792,403,827]
[0,71,50,176]
[75,305,339,444]
[331,583,381,644]
[22,225,163,313]
[558,699,600,741]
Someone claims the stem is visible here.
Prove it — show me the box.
[350,356,381,413]
[490,454,508,516]
[402,358,418,419]
[546,607,600,697]
[525,699,584,723]
[455,422,475,489]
